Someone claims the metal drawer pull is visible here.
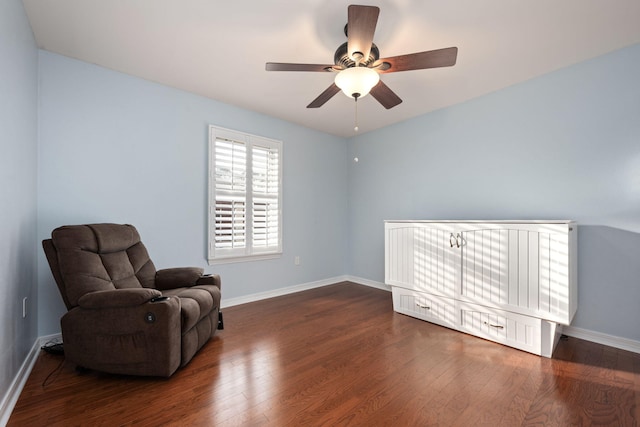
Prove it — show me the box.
[483,321,504,329]
[449,233,456,247]
[416,303,431,310]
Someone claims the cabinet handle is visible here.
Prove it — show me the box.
[450,233,462,248]
[416,303,431,310]
[483,321,504,329]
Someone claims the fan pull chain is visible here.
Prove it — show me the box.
[354,97,359,132]
[354,55,361,132]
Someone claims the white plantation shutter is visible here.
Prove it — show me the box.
[209,126,282,263]
[214,138,246,250]
[252,144,280,249]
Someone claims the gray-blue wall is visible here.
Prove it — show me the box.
[348,43,640,341]
[0,0,39,406]
[36,51,349,335]
[31,39,640,344]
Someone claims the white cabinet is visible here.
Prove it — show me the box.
[385,221,577,357]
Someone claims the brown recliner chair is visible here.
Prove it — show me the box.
[42,223,222,377]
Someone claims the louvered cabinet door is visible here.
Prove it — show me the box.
[385,223,458,297]
[459,223,575,325]
[459,226,510,307]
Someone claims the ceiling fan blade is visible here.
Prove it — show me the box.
[369,80,402,109]
[266,63,336,72]
[375,47,458,74]
[347,5,380,62]
[307,83,341,108]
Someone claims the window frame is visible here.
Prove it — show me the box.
[208,125,283,264]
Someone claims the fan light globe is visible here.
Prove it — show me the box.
[334,66,380,99]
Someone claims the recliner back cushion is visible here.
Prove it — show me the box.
[52,224,157,307]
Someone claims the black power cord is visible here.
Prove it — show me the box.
[40,339,65,387]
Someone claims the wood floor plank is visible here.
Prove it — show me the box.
[7,282,640,426]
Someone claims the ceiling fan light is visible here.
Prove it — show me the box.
[334,66,380,99]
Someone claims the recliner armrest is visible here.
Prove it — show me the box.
[78,288,162,309]
[196,274,222,290]
[155,267,204,290]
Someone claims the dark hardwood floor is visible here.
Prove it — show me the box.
[8,282,640,426]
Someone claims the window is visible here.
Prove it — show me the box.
[208,125,282,263]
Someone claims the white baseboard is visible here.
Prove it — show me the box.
[0,333,62,427]
[220,275,351,308]
[345,275,391,292]
[220,275,391,309]
[562,326,640,354]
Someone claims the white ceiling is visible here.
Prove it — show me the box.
[22,0,640,137]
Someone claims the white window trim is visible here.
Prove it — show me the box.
[208,125,283,264]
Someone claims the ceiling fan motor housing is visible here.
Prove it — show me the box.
[334,42,379,69]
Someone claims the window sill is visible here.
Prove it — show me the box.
[208,252,282,265]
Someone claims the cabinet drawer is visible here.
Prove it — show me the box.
[392,287,457,329]
[458,301,542,355]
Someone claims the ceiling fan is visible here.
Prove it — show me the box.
[265,4,458,110]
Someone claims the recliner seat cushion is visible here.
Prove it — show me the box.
[163,285,221,333]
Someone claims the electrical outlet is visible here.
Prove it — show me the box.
[294,256,300,266]
[22,297,27,318]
